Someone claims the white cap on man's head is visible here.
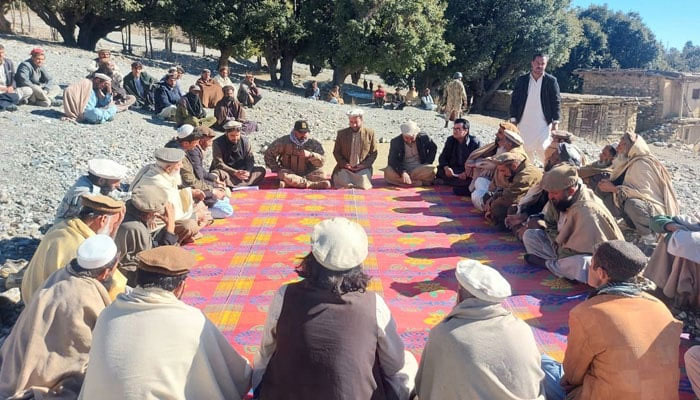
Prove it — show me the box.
[311,217,368,271]
[346,109,364,118]
[77,234,117,270]
[177,124,195,139]
[88,159,127,180]
[400,120,420,137]
[455,259,512,303]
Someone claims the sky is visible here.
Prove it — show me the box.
[571,0,700,50]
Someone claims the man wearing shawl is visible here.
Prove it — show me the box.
[0,235,119,399]
[541,241,681,400]
[210,120,266,187]
[197,68,223,108]
[63,73,118,124]
[214,85,247,131]
[597,131,680,243]
[264,120,330,189]
[175,84,217,128]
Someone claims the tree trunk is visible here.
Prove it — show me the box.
[218,45,234,69]
[76,14,122,51]
[143,24,149,58]
[471,67,514,113]
[279,55,295,88]
[147,24,154,58]
[0,1,11,34]
[350,71,361,85]
[127,25,132,54]
[332,66,349,86]
[56,24,77,46]
[265,54,279,85]
[188,34,197,53]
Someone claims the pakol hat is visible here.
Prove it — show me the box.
[311,217,368,271]
[202,68,211,74]
[130,186,168,213]
[136,246,196,276]
[88,159,127,180]
[189,84,201,92]
[552,130,575,141]
[93,73,112,82]
[96,47,112,53]
[493,151,527,165]
[196,126,216,138]
[223,120,242,131]
[400,120,420,137]
[154,147,185,163]
[498,121,519,132]
[294,120,310,133]
[346,109,364,117]
[455,259,512,303]
[542,163,579,191]
[77,234,117,270]
[503,129,524,146]
[80,194,124,214]
[176,124,195,139]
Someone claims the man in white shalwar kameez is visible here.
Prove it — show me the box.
[79,246,252,400]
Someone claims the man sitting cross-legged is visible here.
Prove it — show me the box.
[264,120,331,189]
[384,120,437,187]
[332,109,379,190]
[210,120,266,188]
[436,118,481,195]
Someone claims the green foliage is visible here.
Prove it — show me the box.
[663,41,700,72]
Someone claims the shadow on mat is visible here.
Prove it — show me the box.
[390,269,455,298]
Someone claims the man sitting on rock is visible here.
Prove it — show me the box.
[63,73,118,124]
[541,240,681,400]
[55,158,130,223]
[238,72,262,107]
[214,85,247,131]
[215,66,234,88]
[123,61,157,110]
[522,164,624,283]
[176,84,217,128]
[130,148,208,244]
[0,235,120,399]
[414,259,545,400]
[210,120,266,188]
[597,131,680,248]
[21,194,125,305]
[483,152,542,230]
[0,44,20,112]
[14,47,62,107]
[154,73,181,121]
[384,120,437,187]
[114,185,177,286]
[436,118,481,195]
[264,120,331,189]
[332,109,379,190]
[197,68,223,108]
[79,246,252,400]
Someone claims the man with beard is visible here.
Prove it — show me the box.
[210,120,266,187]
[196,68,223,108]
[214,85,247,131]
[176,84,216,128]
[114,185,178,286]
[579,144,616,189]
[130,148,208,244]
[436,118,481,195]
[597,131,680,246]
[154,73,181,120]
[0,235,120,399]
[238,72,262,107]
[332,109,379,189]
[522,164,623,284]
[55,159,130,223]
[63,73,119,124]
[22,194,126,304]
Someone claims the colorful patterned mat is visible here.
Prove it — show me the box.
[183,180,694,398]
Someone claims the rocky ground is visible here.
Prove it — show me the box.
[0,30,699,339]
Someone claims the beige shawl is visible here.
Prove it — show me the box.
[0,266,111,399]
[611,135,679,216]
[63,79,93,121]
[131,163,194,230]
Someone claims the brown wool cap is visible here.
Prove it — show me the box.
[498,121,519,132]
[136,246,196,276]
[552,130,575,140]
[81,194,124,214]
[154,147,185,163]
[195,126,216,138]
[541,164,579,191]
[493,151,526,165]
[130,186,168,213]
[503,129,524,146]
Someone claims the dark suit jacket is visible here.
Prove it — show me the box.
[1,58,15,88]
[387,133,437,174]
[437,135,481,174]
[123,71,157,101]
[154,81,181,113]
[509,72,561,124]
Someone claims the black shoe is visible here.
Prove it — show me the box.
[452,186,470,196]
[2,104,18,112]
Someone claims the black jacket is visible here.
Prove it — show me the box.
[438,135,481,174]
[509,72,561,124]
[154,81,181,113]
[387,133,437,174]
[123,71,157,102]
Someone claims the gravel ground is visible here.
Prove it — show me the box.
[0,32,699,336]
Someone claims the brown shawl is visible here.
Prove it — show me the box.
[62,79,93,121]
[196,77,223,108]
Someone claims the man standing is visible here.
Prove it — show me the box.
[509,53,561,164]
[414,259,545,400]
[264,120,331,189]
[210,120,266,187]
[55,158,129,223]
[14,47,62,107]
[522,164,623,283]
[436,118,481,195]
[384,120,437,187]
[79,246,252,400]
[541,241,681,400]
[154,73,181,120]
[176,84,217,128]
[63,73,118,124]
[332,109,379,190]
[442,72,467,128]
[0,44,20,111]
[238,72,262,107]
[0,235,119,399]
[22,194,125,304]
[123,61,157,110]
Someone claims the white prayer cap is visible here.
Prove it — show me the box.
[346,108,364,118]
[455,259,512,303]
[93,73,112,82]
[77,234,117,270]
[176,124,195,139]
[88,159,127,180]
[311,217,368,271]
[400,120,420,137]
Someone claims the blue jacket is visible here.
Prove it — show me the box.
[1,58,15,88]
[15,59,54,88]
[154,81,181,113]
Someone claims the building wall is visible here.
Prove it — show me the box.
[677,124,700,144]
[683,81,700,118]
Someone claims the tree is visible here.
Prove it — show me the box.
[24,0,143,50]
[440,0,581,111]
[664,41,700,72]
[0,0,12,33]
